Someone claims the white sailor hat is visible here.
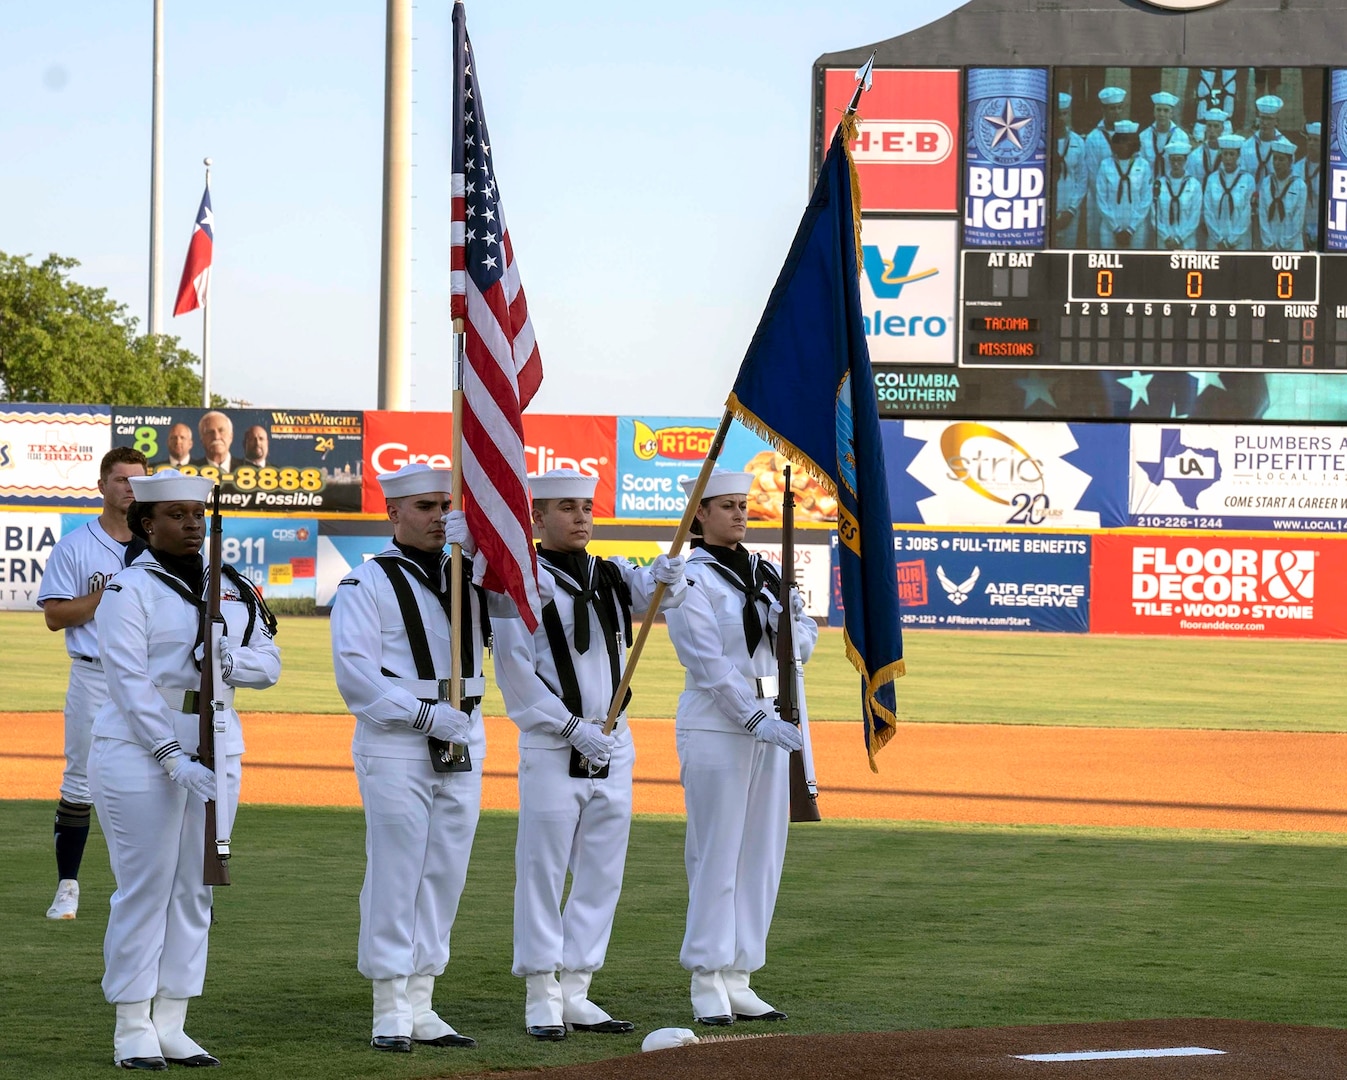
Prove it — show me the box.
[1151,91,1179,109]
[1098,87,1126,105]
[129,469,214,503]
[1306,122,1322,137]
[1164,137,1192,157]
[680,468,754,501]
[1058,92,1072,110]
[1270,137,1298,157]
[529,468,597,501]
[1112,120,1139,135]
[1255,95,1284,116]
[377,462,453,499]
[1204,108,1230,124]
[1218,133,1244,150]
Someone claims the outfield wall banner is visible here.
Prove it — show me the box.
[0,405,110,508]
[316,532,390,607]
[361,412,617,518]
[1091,533,1347,638]
[111,407,364,513]
[822,68,961,213]
[885,419,1128,528]
[217,517,318,600]
[830,528,1090,633]
[0,512,61,609]
[962,67,1049,247]
[859,218,958,366]
[615,417,837,524]
[1129,424,1347,531]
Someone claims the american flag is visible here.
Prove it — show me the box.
[173,185,213,316]
[451,0,543,630]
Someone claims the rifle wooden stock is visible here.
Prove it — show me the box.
[776,467,821,823]
[199,487,230,886]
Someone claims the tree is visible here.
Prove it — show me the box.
[0,251,210,406]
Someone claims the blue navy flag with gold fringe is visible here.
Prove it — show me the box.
[728,114,903,770]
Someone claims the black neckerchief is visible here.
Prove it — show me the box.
[538,546,628,655]
[692,538,778,656]
[394,540,446,590]
[1218,170,1240,216]
[1165,176,1190,224]
[1114,156,1134,203]
[1267,175,1291,222]
[149,547,204,596]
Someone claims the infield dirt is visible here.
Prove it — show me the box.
[3,712,1344,832]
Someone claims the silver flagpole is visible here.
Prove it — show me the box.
[148,0,165,336]
[201,157,212,408]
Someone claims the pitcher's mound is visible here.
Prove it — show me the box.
[467,1019,1346,1080]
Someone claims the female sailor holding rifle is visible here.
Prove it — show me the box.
[88,470,280,1069]
[664,468,817,1027]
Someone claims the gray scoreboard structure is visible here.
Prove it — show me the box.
[814,0,1347,423]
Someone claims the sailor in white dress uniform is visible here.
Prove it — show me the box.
[1258,137,1308,252]
[492,469,686,1039]
[88,469,280,1069]
[1096,121,1152,249]
[664,469,817,1027]
[1156,136,1201,250]
[1204,134,1256,251]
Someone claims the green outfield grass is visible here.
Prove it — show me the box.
[0,800,1344,1079]
[4,610,1345,731]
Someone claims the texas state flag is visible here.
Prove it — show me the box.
[173,185,213,316]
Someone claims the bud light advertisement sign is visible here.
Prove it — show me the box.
[1325,69,1347,251]
[964,68,1049,248]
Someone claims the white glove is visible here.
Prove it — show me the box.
[167,757,218,803]
[768,589,805,630]
[442,510,477,555]
[428,702,472,744]
[650,553,685,586]
[755,717,803,752]
[567,720,614,766]
[193,636,235,681]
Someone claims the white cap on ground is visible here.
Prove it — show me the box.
[377,462,453,499]
[529,468,598,501]
[642,1027,700,1052]
[130,470,214,503]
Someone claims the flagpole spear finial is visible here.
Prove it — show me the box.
[204,156,212,183]
[846,52,875,116]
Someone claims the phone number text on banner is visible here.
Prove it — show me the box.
[830,528,1090,633]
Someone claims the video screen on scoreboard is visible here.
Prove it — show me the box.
[1052,67,1324,252]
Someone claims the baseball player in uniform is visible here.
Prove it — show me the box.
[664,469,816,1026]
[492,469,686,1040]
[35,446,148,920]
[330,462,510,1052]
[88,469,280,1068]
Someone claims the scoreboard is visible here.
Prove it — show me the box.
[814,12,1347,424]
[962,250,1346,371]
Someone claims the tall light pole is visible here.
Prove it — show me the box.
[148,0,165,336]
[377,0,412,409]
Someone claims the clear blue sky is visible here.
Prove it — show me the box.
[2,1,964,414]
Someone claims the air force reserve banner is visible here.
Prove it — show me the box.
[728,112,904,770]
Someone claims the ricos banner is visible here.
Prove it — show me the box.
[1091,533,1347,638]
[1130,424,1347,531]
[112,407,364,513]
[0,405,110,508]
[885,419,1128,528]
[830,528,1090,633]
[360,411,617,519]
[615,416,836,524]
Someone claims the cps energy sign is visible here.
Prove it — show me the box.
[1091,534,1347,639]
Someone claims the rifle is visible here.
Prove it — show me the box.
[199,485,231,886]
[776,465,821,823]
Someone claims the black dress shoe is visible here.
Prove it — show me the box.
[526,1025,567,1041]
[165,1053,222,1067]
[567,1019,635,1034]
[734,1009,788,1022]
[116,1058,168,1071]
[414,1033,477,1048]
[694,1014,734,1026]
[370,1035,413,1052]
